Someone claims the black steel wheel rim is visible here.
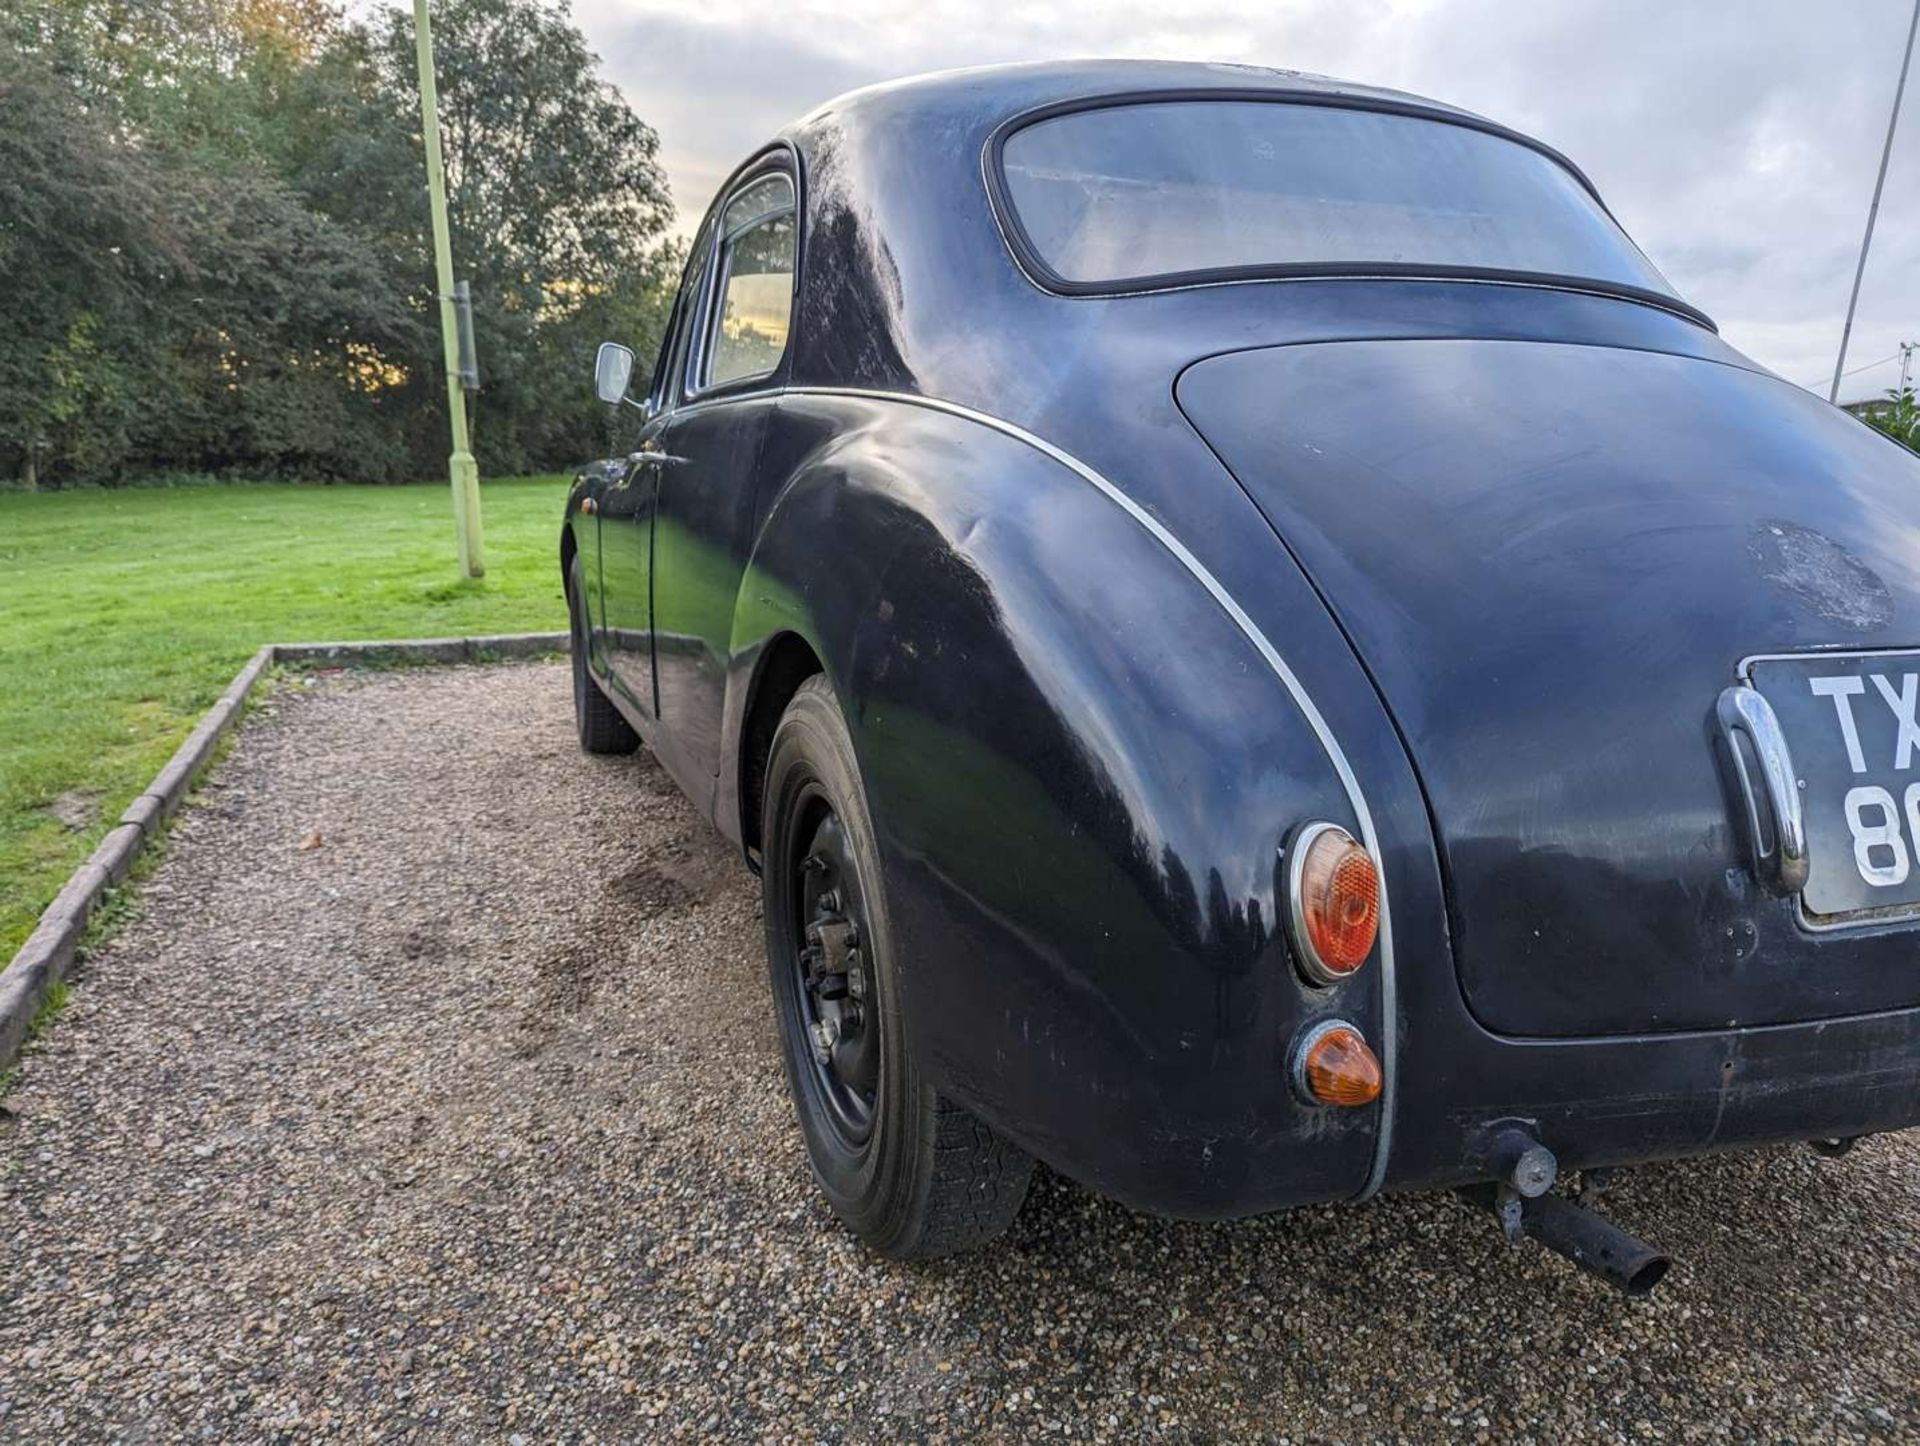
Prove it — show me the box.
[784,782,880,1147]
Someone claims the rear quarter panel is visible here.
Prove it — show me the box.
[724,393,1411,1215]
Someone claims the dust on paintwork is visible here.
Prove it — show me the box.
[1749,519,1894,630]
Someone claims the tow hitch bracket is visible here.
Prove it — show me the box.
[1469,1129,1670,1296]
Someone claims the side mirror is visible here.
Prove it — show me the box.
[594,341,636,405]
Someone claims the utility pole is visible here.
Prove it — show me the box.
[1831,0,1920,405]
[414,0,485,577]
[1901,340,1915,397]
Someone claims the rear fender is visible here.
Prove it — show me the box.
[723,393,1401,1215]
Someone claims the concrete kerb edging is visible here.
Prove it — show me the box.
[0,631,568,1070]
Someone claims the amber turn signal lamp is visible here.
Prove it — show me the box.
[1286,822,1380,985]
[1292,1021,1383,1107]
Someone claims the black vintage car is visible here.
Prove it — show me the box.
[563,60,1920,1290]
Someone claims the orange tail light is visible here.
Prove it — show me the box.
[1293,1021,1383,1107]
[1287,822,1380,984]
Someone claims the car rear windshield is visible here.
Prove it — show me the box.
[998,99,1679,299]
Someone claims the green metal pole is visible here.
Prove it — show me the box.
[414,0,485,577]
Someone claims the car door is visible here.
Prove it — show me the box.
[650,164,798,795]
[598,223,710,717]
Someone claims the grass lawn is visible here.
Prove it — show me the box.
[0,477,572,963]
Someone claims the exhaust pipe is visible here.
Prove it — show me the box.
[1519,1192,1670,1296]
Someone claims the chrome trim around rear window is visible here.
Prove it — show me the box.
[977,89,1715,332]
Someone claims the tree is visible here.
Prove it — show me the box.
[371,0,676,474]
[0,0,678,485]
[0,51,176,484]
[0,36,425,483]
[1865,385,1920,454]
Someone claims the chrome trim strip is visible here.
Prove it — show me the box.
[788,384,1402,1199]
[974,122,1706,329]
[1798,893,1920,934]
[1739,645,1920,679]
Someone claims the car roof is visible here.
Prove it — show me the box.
[766,59,1659,395]
[790,57,1489,136]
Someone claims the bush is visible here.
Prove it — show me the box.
[1863,385,1920,454]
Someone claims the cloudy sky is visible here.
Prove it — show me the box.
[571,0,1918,400]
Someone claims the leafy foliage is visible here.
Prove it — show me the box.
[0,0,676,485]
[1864,385,1920,453]
[371,0,681,474]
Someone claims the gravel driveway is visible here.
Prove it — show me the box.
[2,660,1917,1441]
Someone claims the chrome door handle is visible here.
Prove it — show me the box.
[1716,684,1809,895]
[628,449,690,467]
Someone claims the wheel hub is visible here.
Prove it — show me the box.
[793,809,878,1137]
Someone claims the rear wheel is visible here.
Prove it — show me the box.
[567,553,638,756]
[763,675,1032,1258]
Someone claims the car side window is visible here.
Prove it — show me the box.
[695,172,796,392]
[647,219,713,415]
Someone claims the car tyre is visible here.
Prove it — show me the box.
[763,674,1033,1257]
[567,553,639,756]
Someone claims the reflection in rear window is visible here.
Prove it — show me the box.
[999,100,1678,298]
